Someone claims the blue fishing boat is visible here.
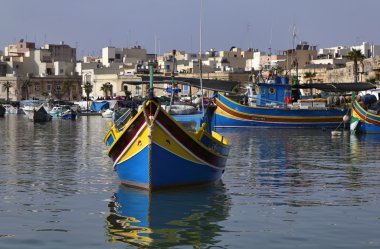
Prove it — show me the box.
[213,81,375,128]
[351,94,380,133]
[61,108,77,120]
[103,68,230,190]
[104,99,229,190]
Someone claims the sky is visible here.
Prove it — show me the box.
[1,0,379,58]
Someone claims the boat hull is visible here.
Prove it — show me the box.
[351,99,380,133]
[214,93,346,128]
[61,113,77,120]
[24,105,52,122]
[0,105,5,117]
[105,100,229,190]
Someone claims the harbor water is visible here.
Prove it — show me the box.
[0,115,379,248]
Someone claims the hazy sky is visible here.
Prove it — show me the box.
[1,0,379,57]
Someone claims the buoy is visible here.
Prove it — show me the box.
[343,115,350,122]
[331,130,342,136]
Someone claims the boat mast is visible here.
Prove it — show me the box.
[148,65,154,99]
[292,25,299,84]
[199,0,205,115]
[169,49,176,110]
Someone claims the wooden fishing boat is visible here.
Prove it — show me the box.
[213,83,346,128]
[103,98,230,190]
[351,95,380,134]
[213,82,376,128]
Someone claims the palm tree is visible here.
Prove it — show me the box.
[304,72,316,83]
[63,80,73,100]
[124,88,132,100]
[345,48,366,83]
[83,81,93,111]
[366,78,377,84]
[101,82,113,99]
[2,81,13,102]
[22,79,32,100]
[304,72,317,96]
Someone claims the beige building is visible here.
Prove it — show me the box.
[0,75,82,101]
[1,40,79,101]
[295,55,380,85]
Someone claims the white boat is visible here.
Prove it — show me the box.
[21,100,51,117]
[101,109,114,118]
[3,104,23,114]
[163,104,197,115]
[24,104,52,122]
[49,106,67,117]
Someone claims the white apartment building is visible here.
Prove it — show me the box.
[351,42,380,58]
[102,46,147,67]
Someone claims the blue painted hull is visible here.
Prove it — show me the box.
[355,122,380,133]
[114,143,223,189]
[61,113,77,120]
[107,100,229,190]
[213,111,343,128]
[351,99,380,134]
[214,93,346,128]
[114,146,150,188]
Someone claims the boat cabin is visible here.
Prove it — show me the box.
[256,78,292,107]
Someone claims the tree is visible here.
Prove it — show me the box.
[304,72,317,83]
[345,48,366,83]
[101,82,113,99]
[366,78,377,84]
[124,88,132,100]
[22,79,32,100]
[83,81,93,111]
[2,81,13,102]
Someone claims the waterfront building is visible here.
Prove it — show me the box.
[0,40,80,101]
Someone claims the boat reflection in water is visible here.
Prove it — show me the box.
[105,182,230,248]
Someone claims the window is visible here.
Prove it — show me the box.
[47,84,52,91]
[56,85,62,90]
[35,84,40,92]
[60,69,64,74]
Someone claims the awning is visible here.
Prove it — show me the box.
[123,76,240,93]
[296,82,377,92]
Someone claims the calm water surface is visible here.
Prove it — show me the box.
[0,115,379,249]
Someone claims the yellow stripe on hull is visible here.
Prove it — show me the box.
[116,123,150,166]
[217,97,342,120]
[152,122,205,165]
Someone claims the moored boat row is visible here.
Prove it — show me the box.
[102,71,380,191]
